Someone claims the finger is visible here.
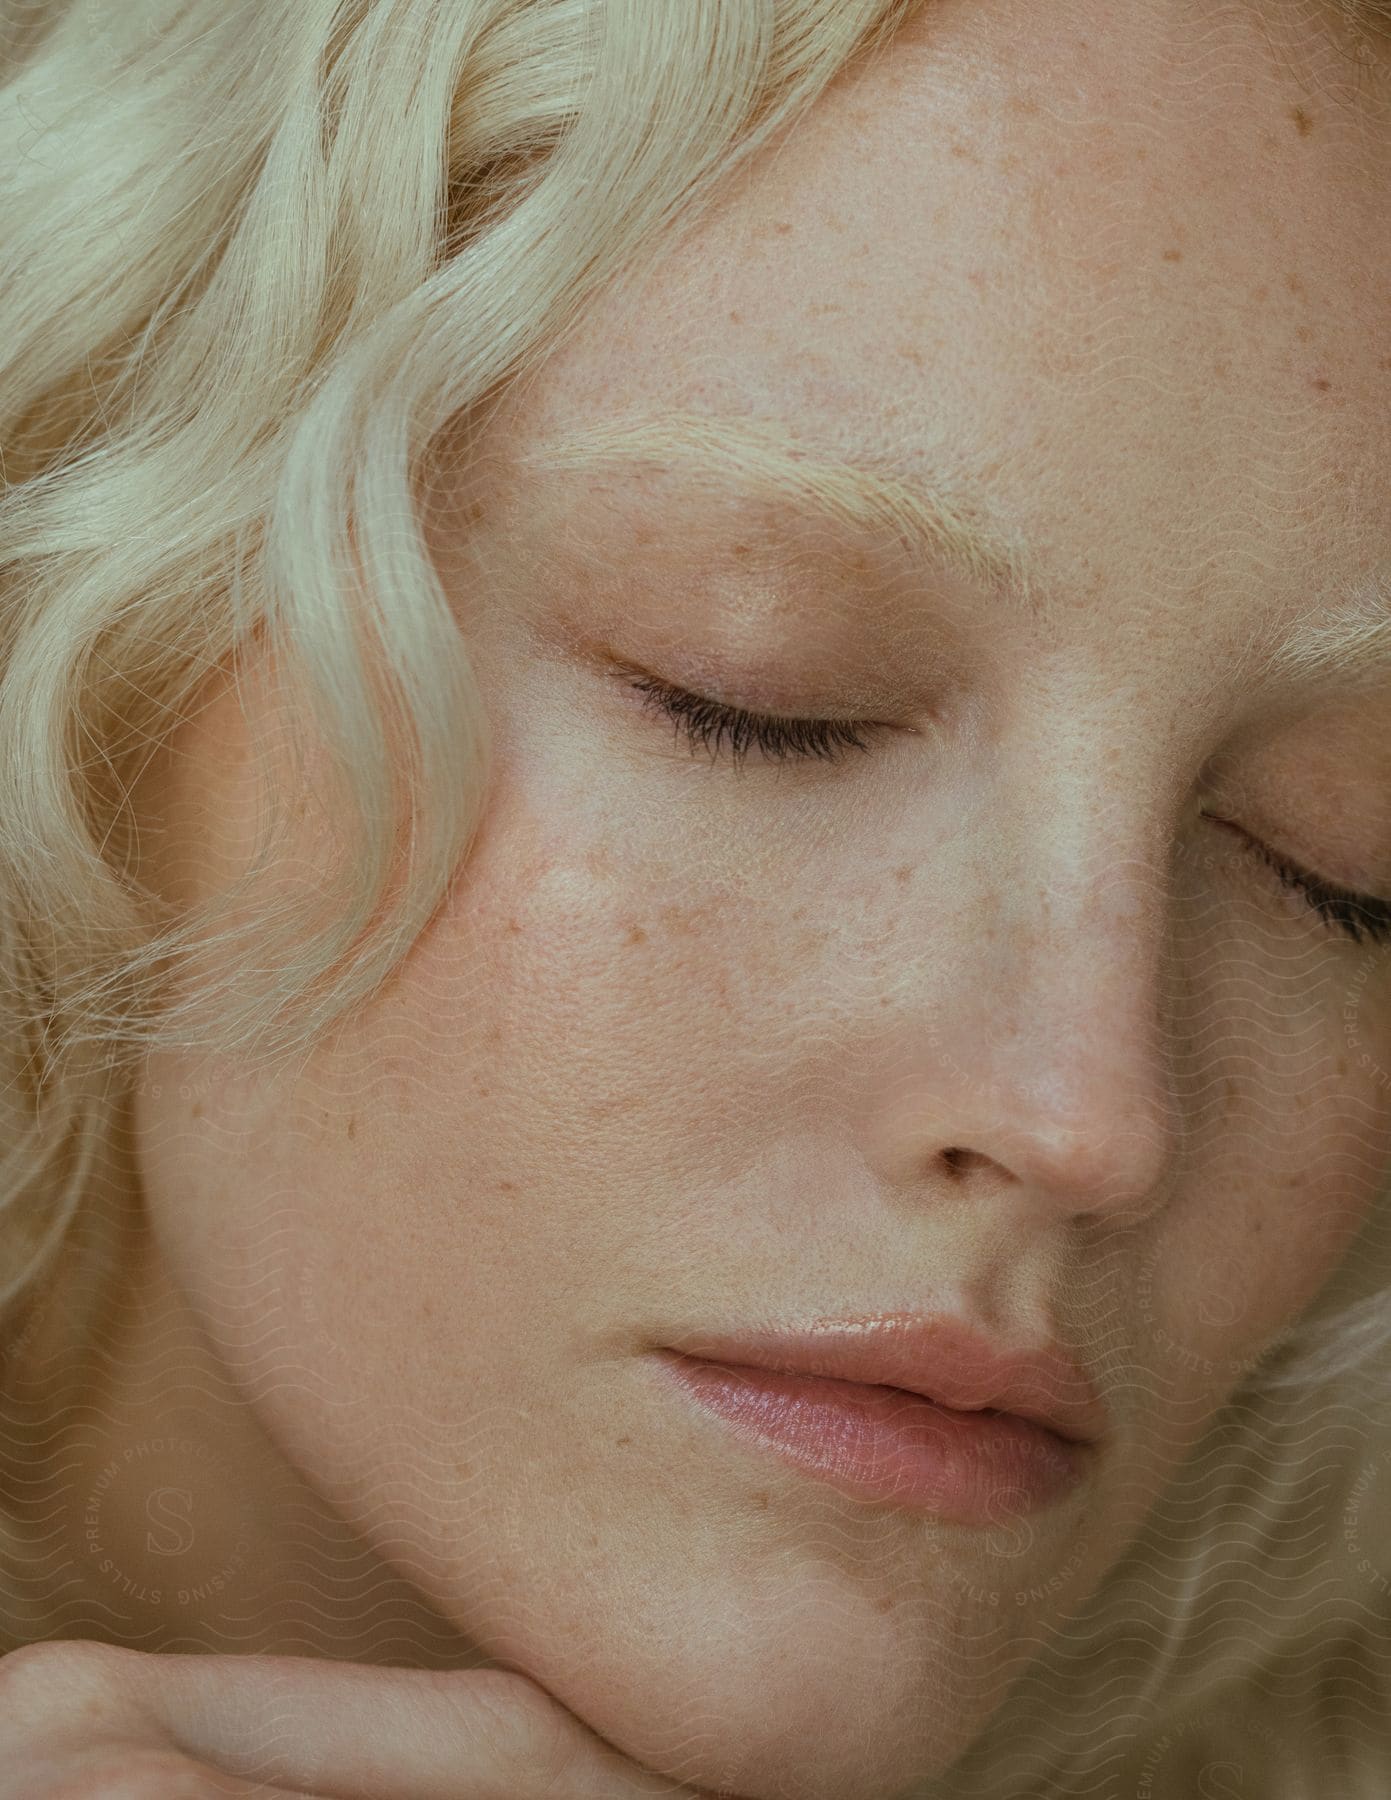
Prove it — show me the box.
[109,1652,704,1799]
[15,1740,326,1800]
[181,1755,332,1800]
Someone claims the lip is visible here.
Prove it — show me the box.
[651,1312,1106,1523]
[660,1312,1107,1447]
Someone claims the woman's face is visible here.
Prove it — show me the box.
[130,3,1391,1796]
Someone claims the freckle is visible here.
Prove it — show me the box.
[1009,92,1040,115]
[1310,375,1332,391]
[898,343,926,369]
[877,1593,893,1612]
[753,1490,769,1509]
[1213,359,1230,378]
[507,918,522,934]
[191,1102,204,1121]
[616,1436,632,1447]
[1135,146,1149,161]
[895,864,913,885]
[1295,324,1312,342]
[625,923,648,945]
[774,220,793,235]
[1285,271,1304,295]
[1291,105,1314,136]
[498,1179,517,1194]
[1252,284,1268,302]
[1380,356,1391,372]
[346,1116,357,1141]
[1161,247,1182,262]
[728,309,742,325]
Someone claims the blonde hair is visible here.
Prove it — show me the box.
[1,2,1389,1794]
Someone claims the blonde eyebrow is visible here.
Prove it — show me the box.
[1262,563,1391,690]
[518,407,1391,691]
[517,408,1041,613]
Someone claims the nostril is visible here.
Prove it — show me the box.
[941,1146,978,1176]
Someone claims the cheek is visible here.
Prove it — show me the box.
[135,781,732,1379]
[1141,1058,1391,1396]
[1244,1158,1379,1333]
[1278,982,1391,1307]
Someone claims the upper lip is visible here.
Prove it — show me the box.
[661,1312,1107,1447]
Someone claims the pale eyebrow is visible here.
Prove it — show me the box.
[1261,565,1391,691]
[515,408,1042,613]
[517,407,1391,691]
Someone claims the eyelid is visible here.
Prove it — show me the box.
[600,650,887,724]
[1200,811,1391,945]
[1202,812,1391,906]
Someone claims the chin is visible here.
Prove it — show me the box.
[477,1578,1013,1800]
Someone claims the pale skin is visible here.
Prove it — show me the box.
[5,2,1391,1798]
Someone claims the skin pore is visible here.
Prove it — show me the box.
[29,2,1391,1797]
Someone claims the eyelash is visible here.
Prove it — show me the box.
[627,671,880,768]
[625,672,1391,949]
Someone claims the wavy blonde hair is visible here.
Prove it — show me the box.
[1,1,1389,1794]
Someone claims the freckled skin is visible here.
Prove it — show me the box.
[53,4,1391,1800]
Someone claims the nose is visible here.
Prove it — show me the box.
[865,822,1185,1227]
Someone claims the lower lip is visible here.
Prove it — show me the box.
[655,1352,1092,1524]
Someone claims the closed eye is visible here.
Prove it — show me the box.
[1200,814,1391,949]
[620,668,1391,949]
[622,669,884,770]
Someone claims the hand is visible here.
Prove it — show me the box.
[0,1639,714,1798]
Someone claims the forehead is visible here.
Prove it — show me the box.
[466,0,1391,672]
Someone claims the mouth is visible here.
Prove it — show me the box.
[652,1348,1098,1524]
[660,1312,1107,1447]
